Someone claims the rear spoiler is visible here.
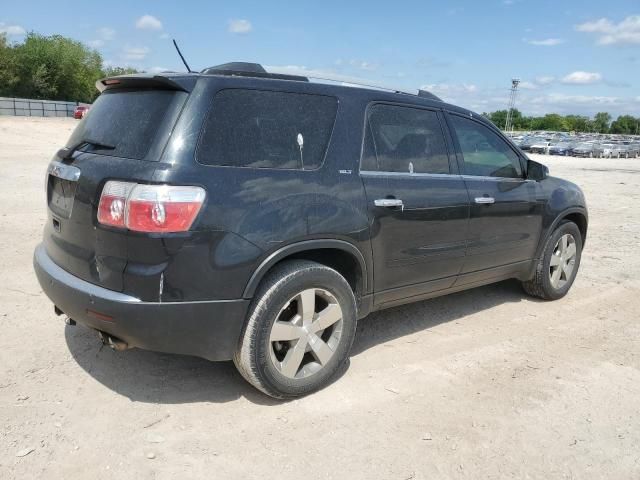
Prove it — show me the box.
[95,74,198,93]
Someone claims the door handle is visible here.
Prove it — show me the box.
[474,196,495,204]
[374,198,404,210]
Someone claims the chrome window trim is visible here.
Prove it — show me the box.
[359,170,463,180]
[460,174,534,183]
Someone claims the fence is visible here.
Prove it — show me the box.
[0,97,88,118]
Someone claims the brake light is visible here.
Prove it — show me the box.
[97,181,205,233]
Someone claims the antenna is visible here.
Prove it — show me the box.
[172,39,192,73]
[504,78,520,134]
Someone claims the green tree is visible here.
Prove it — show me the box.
[10,33,104,102]
[610,115,640,135]
[564,115,590,133]
[103,66,140,77]
[487,109,508,128]
[486,109,525,130]
[593,112,612,133]
[0,33,20,96]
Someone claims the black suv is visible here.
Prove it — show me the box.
[34,63,588,398]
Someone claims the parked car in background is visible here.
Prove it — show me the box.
[548,142,575,156]
[571,143,604,158]
[520,136,547,152]
[73,105,90,119]
[621,144,640,158]
[529,139,551,154]
[608,144,626,158]
[33,64,588,398]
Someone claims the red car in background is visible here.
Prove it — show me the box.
[73,105,90,119]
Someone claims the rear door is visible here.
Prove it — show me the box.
[360,103,470,305]
[446,112,543,278]
[44,87,187,291]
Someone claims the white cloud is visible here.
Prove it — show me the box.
[147,66,170,73]
[136,15,163,31]
[97,27,115,40]
[561,71,602,85]
[122,46,150,61]
[576,15,640,45]
[525,38,564,46]
[518,81,539,90]
[228,19,252,34]
[87,27,115,49]
[348,59,379,71]
[421,83,478,96]
[159,33,170,39]
[0,23,26,36]
[535,75,555,85]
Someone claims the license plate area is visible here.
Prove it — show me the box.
[48,175,77,219]
[46,161,81,219]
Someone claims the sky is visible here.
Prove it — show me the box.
[1,0,639,117]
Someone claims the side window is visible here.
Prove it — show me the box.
[449,115,523,178]
[198,89,337,170]
[361,104,450,174]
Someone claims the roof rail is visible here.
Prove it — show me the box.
[301,74,442,102]
[200,62,442,101]
[201,62,309,82]
[417,89,442,101]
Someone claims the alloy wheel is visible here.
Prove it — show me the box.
[549,233,577,289]
[268,288,343,379]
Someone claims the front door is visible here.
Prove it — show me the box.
[360,103,470,305]
[446,112,543,279]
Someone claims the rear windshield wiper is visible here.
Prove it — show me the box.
[57,138,116,160]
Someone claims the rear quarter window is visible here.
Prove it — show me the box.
[66,89,180,160]
[197,89,338,170]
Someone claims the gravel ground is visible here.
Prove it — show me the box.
[1,116,639,479]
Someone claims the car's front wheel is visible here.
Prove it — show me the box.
[522,221,583,300]
[234,260,357,399]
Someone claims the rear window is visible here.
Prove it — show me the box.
[197,89,338,170]
[66,89,179,160]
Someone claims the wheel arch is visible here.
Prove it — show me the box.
[535,207,588,260]
[242,240,369,301]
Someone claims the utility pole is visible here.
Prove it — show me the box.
[504,78,520,134]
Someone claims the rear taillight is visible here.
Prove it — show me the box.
[97,181,134,228]
[97,181,205,233]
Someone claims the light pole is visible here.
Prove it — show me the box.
[504,78,520,134]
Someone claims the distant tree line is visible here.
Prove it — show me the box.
[484,109,640,135]
[0,32,139,103]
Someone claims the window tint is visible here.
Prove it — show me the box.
[198,89,337,170]
[450,115,523,178]
[361,104,450,174]
[66,89,179,160]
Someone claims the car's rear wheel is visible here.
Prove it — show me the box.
[522,221,582,300]
[234,260,357,399]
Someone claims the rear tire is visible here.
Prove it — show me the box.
[234,260,357,399]
[522,221,582,300]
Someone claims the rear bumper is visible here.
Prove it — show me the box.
[33,244,249,361]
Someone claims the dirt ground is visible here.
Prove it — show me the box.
[0,116,639,479]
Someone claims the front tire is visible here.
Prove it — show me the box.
[522,221,582,300]
[234,260,357,399]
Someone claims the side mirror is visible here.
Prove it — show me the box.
[527,159,549,181]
